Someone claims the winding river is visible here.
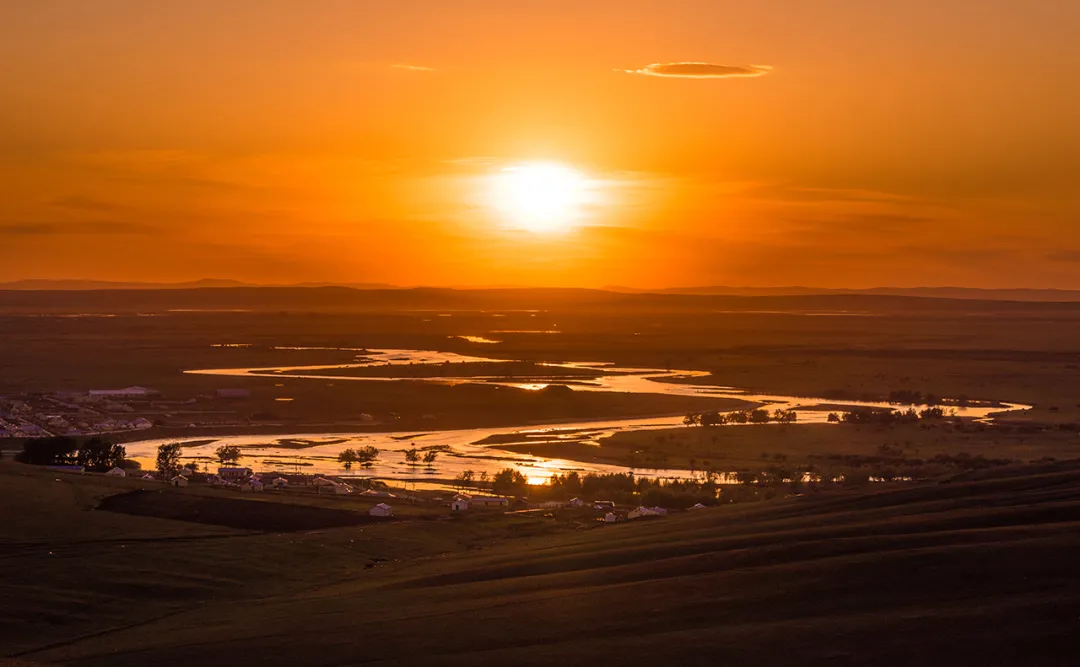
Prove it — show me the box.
[123,348,1028,484]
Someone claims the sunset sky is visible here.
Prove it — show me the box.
[2,0,1078,288]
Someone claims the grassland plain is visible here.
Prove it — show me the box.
[6,458,1080,666]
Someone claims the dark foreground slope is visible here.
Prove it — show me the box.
[24,464,1080,667]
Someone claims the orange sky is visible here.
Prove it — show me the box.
[2,0,1078,288]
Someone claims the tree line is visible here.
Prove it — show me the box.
[683,408,798,427]
[15,436,130,472]
[826,406,951,425]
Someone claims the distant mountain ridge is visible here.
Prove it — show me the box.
[602,285,1080,302]
[2,280,1079,302]
[3,285,1080,315]
[0,279,398,291]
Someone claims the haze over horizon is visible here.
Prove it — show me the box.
[3,1,1079,289]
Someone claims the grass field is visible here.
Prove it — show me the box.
[6,457,1080,665]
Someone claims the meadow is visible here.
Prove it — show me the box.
[4,457,1080,666]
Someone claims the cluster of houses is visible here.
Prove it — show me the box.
[0,388,159,438]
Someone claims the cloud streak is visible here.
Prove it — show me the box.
[1,220,150,236]
[392,63,435,72]
[622,62,771,79]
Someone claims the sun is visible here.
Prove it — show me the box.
[488,162,590,233]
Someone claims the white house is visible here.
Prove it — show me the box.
[568,497,586,508]
[469,495,509,508]
[593,500,615,511]
[628,506,659,520]
[331,482,353,495]
[604,512,617,523]
[689,503,708,510]
[451,498,469,511]
[171,475,189,487]
[271,477,288,489]
[244,479,264,492]
[369,503,393,517]
[106,467,126,477]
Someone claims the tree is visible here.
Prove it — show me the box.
[492,468,528,496]
[726,410,750,424]
[75,437,126,472]
[16,436,78,466]
[827,413,840,423]
[919,406,946,420]
[422,450,438,466]
[455,469,475,489]
[356,445,379,467]
[700,410,722,427]
[683,413,700,427]
[404,447,420,466]
[215,445,242,466]
[156,442,183,478]
[338,448,359,470]
[773,409,797,424]
[749,409,771,424]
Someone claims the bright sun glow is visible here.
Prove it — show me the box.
[489,162,590,233]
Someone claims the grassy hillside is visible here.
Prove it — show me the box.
[8,459,1080,666]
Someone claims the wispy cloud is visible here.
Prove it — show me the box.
[392,63,435,72]
[622,62,771,79]
[1,221,150,236]
[50,194,124,213]
[1048,250,1080,263]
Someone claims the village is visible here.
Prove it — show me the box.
[0,385,257,438]
[45,459,688,524]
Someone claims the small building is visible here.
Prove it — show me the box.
[218,467,253,480]
[271,477,288,489]
[106,467,127,477]
[469,495,509,508]
[331,482,353,495]
[568,497,586,508]
[171,475,189,487]
[243,479,264,492]
[689,503,708,510]
[593,500,615,511]
[369,503,393,517]
[142,473,156,480]
[604,512,617,523]
[451,498,469,511]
